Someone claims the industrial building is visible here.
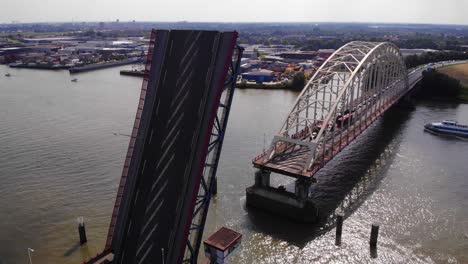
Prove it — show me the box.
[241,69,275,83]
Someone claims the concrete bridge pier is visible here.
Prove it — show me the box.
[295,178,312,200]
[254,170,271,188]
[246,170,319,223]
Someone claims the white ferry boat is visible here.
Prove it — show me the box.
[424,120,468,138]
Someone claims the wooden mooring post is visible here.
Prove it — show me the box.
[78,216,87,245]
[370,223,379,248]
[335,213,344,245]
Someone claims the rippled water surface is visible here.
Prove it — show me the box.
[0,65,467,263]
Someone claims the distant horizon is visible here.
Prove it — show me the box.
[2,20,468,27]
[2,0,468,26]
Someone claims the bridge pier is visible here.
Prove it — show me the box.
[254,170,271,188]
[295,178,312,200]
[246,170,319,223]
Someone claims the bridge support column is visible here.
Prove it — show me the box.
[246,172,318,223]
[254,170,270,188]
[295,178,312,200]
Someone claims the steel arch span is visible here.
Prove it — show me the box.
[253,41,409,178]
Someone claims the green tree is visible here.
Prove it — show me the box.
[291,71,306,91]
[418,70,463,99]
[405,51,468,69]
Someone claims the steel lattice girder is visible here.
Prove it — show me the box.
[264,41,408,175]
[183,45,244,264]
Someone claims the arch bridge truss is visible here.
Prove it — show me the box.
[253,41,409,178]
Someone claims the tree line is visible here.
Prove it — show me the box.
[417,70,464,100]
[405,51,468,69]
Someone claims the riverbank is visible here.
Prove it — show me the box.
[69,58,143,73]
[6,59,144,73]
[9,63,70,70]
[237,72,306,91]
[236,81,290,90]
[120,69,145,77]
[438,63,468,102]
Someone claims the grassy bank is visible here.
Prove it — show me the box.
[236,71,305,91]
[438,63,468,102]
[236,81,291,90]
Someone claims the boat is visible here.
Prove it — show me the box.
[5,73,11,77]
[71,78,78,82]
[424,120,468,138]
[120,69,145,77]
[69,58,144,73]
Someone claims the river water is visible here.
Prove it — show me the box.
[0,65,467,264]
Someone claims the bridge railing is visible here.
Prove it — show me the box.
[104,29,157,250]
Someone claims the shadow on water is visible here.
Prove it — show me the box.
[416,99,460,110]
[64,242,91,262]
[63,242,81,257]
[246,105,413,247]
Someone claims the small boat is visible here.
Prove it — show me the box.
[5,73,11,77]
[71,78,78,82]
[424,120,468,138]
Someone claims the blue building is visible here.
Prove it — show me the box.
[241,69,275,83]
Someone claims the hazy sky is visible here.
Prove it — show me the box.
[1,0,468,25]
